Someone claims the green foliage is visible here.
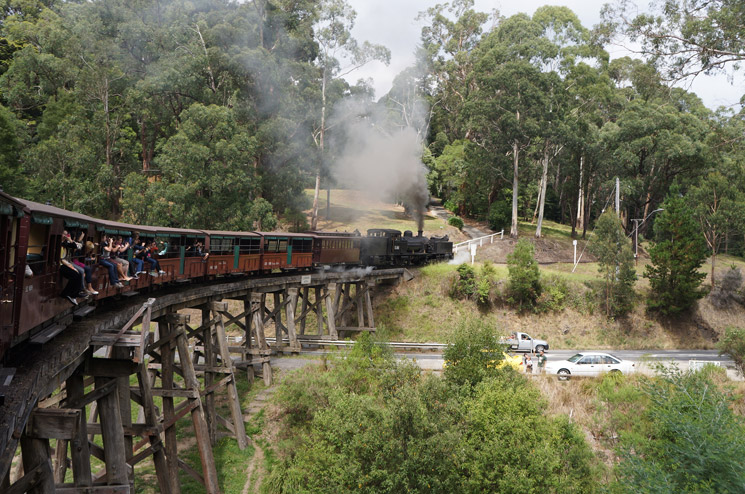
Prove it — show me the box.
[716,326,745,377]
[442,318,504,388]
[452,263,476,298]
[506,239,541,310]
[614,368,745,493]
[447,216,464,229]
[645,186,708,314]
[536,274,569,312]
[590,211,637,318]
[487,198,511,231]
[268,323,599,493]
[0,103,23,195]
[463,378,599,493]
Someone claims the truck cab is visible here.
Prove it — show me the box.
[502,332,549,353]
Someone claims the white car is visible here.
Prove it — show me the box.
[548,352,635,380]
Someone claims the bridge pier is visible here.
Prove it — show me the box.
[0,269,405,493]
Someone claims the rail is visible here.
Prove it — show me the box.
[453,230,504,253]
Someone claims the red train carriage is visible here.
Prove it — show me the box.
[203,231,261,276]
[257,233,314,271]
[311,231,362,266]
[12,198,99,341]
[0,191,27,359]
[150,227,206,281]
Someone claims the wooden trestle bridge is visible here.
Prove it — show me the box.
[0,268,404,494]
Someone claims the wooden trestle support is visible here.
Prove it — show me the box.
[2,269,400,493]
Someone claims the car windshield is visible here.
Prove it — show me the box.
[607,354,621,363]
[568,354,583,363]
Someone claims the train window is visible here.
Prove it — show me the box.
[211,237,233,254]
[239,237,260,254]
[278,239,288,253]
[26,223,49,275]
[291,238,312,253]
[266,239,278,252]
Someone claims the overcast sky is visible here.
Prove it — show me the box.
[345,0,745,110]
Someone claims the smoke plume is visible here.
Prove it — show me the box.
[329,97,430,231]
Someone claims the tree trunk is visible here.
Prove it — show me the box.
[310,66,328,230]
[575,154,584,234]
[535,147,549,238]
[510,141,519,238]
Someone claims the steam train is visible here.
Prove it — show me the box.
[0,191,453,365]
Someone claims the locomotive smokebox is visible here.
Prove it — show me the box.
[418,229,423,237]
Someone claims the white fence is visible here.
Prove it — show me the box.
[453,230,504,254]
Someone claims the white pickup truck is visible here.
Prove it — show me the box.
[501,332,549,353]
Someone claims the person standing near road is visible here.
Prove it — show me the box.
[525,355,533,374]
[537,350,547,374]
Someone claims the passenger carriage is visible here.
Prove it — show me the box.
[310,231,362,266]
[0,191,27,357]
[203,231,261,276]
[257,232,314,272]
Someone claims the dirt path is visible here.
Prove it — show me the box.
[241,385,278,494]
[429,202,491,239]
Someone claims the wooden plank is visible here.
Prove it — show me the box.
[94,376,128,486]
[325,289,338,340]
[177,458,204,486]
[55,485,130,493]
[27,408,80,440]
[29,324,65,345]
[20,432,55,494]
[158,320,181,494]
[213,308,249,450]
[5,461,53,494]
[173,318,220,494]
[365,281,375,329]
[135,347,173,494]
[54,438,68,483]
[66,373,92,487]
[63,379,117,410]
[146,388,199,399]
[85,358,138,378]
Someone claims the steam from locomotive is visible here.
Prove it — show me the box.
[331,100,430,231]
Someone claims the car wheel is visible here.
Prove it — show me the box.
[535,345,545,353]
[609,369,622,375]
[557,369,570,381]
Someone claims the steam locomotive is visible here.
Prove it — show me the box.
[0,191,453,365]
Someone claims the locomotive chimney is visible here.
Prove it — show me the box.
[418,229,423,237]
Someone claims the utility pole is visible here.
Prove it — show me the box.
[631,218,641,265]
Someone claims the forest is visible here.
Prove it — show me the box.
[3,1,745,492]
[1,0,744,248]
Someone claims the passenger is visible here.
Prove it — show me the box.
[131,235,146,275]
[73,231,98,295]
[60,231,86,305]
[110,236,133,281]
[143,241,165,275]
[99,234,124,288]
[187,241,209,261]
[524,354,533,374]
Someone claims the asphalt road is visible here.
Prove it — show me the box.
[271,348,739,379]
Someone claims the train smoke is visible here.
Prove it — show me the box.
[330,98,430,231]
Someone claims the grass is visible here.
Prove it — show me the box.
[375,259,745,350]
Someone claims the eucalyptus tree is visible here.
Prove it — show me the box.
[601,0,745,81]
[308,0,390,229]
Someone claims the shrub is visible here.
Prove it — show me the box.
[443,318,504,388]
[448,216,464,229]
[481,260,497,280]
[716,326,745,376]
[443,198,458,213]
[506,239,541,310]
[710,266,744,308]
[488,199,510,231]
[536,275,569,313]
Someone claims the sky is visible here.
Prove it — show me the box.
[345,0,745,110]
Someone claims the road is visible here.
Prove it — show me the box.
[270,348,739,379]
